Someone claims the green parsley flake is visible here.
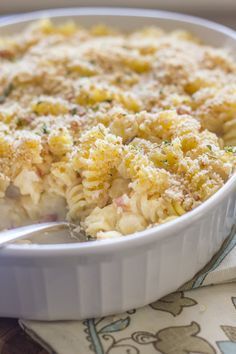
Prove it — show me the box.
[224,146,236,153]
[92,105,100,112]
[42,124,50,134]
[71,107,77,115]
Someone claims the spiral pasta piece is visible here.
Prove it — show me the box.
[66,184,92,220]
[46,162,79,197]
[73,125,122,206]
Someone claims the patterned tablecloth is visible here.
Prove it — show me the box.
[0,227,235,354]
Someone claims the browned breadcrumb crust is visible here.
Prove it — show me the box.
[0,20,235,237]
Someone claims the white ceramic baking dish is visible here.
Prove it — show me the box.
[0,8,235,320]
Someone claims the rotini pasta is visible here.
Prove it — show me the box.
[66,184,93,220]
[0,19,235,236]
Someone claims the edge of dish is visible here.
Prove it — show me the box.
[2,173,235,254]
[0,7,235,40]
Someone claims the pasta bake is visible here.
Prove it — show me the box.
[0,20,235,238]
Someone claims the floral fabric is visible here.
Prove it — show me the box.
[20,227,236,354]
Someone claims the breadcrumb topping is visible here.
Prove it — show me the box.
[0,20,235,236]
